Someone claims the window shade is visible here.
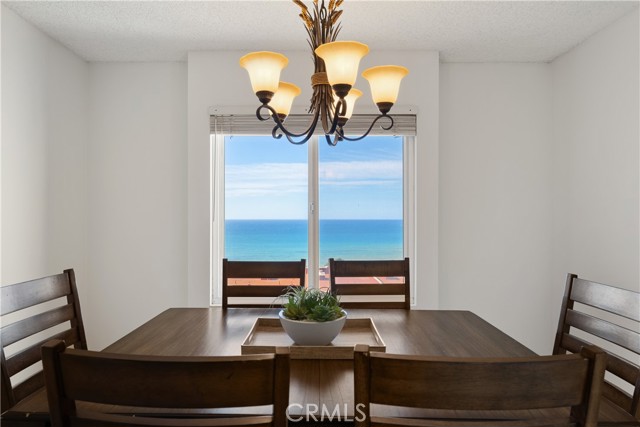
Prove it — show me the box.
[210,114,416,136]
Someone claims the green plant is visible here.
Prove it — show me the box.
[281,287,344,322]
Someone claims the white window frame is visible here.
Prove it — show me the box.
[210,118,416,306]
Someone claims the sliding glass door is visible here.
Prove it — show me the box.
[211,130,414,304]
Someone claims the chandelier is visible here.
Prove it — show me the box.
[239,0,409,146]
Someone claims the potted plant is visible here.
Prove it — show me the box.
[279,287,347,345]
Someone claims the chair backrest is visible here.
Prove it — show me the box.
[553,273,640,419]
[329,258,410,309]
[354,344,606,427]
[1,269,87,413]
[222,259,306,309]
[42,339,290,427]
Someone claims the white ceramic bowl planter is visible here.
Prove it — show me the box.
[279,310,347,345]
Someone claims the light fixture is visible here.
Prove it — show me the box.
[240,0,408,146]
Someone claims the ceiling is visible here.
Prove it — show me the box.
[3,0,638,63]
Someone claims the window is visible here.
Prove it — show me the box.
[224,136,308,262]
[318,136,404,289]
[210,114,416,304]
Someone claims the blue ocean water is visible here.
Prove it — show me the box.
[225,219,403,266]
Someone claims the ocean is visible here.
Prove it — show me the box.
[225,219,403,266]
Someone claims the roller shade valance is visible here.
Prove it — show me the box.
[210,114,416,136]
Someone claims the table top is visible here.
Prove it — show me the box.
[105,308,535,357]
[3,308,637,425]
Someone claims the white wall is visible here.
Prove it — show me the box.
[551,8,639,295]
[1,9,189,348]
[439,63,554,353]
[437,8,639,355]
[187,50,440,309]
[1,6,89,291]
[87,63,188,349]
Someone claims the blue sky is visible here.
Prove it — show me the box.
[225,135,403,220]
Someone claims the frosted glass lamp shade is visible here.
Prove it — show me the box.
[315,41,369,97]
[362,65,409,113]
[270,82,302,118]
[336,88,362,119]
[240,51,289,103]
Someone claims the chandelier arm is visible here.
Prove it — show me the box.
[272,125,308,145]
[338,114,395,142]
[270,125,284,140]
[320,98,346,136]
[324,133,341,147]
[256,104,274,121]
[257,104,321,144]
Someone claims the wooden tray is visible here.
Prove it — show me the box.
[241,317,386,359]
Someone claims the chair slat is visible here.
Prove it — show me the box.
[560,333,639,385]
[72,412,274,427]
[370,416,579,427]
[60,349,277,408]
[333,283,406,296]
[368,354,589,410]
[11,371,45,403]
[331,260,409,277]
[571,279,640,322]
[565,309,640,353]
[224,260,305,279]
[341,301,407,309]
[1,304,75,347]
[1,274,70,315]
[226,286,292,298]
[5,329,79,377]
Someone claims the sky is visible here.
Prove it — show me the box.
[224,135,403,220]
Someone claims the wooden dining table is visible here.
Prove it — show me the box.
[2,307,638,426]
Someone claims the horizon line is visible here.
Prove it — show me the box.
[225,218,403,221]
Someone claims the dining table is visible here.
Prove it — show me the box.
[2,307,637,426]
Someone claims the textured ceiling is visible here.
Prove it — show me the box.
[3,1,638,63]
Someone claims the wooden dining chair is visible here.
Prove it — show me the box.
[354,344,607,427]
[329,258,410,309]
[42,339,290,427]
[1,269,87,414]
[553,273,640,422]
[222,258,306,309]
